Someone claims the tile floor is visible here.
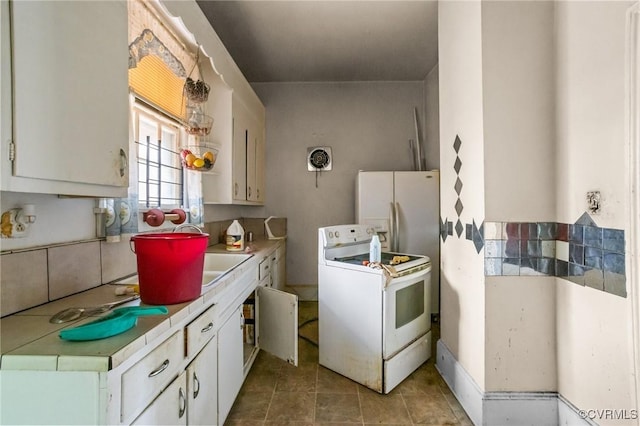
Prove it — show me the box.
[225,302,473,426]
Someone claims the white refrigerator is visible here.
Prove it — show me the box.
[356,170,440,314]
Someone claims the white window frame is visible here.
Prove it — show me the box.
[132,101,185,209]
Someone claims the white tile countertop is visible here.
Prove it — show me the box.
[0,240,282,372]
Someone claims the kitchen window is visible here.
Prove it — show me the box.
[128,0,201,212]
[133,103,184,208]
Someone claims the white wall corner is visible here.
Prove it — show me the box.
[436,339,484,426]
[437,339,595,426]
[557,394,597,426]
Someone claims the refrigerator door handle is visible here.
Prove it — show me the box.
[389,202,396,251]
[394,202,400,252]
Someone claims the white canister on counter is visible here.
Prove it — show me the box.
[226,220,245,251]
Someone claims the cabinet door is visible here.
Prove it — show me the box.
[273,248,286,291]
[218,307,243,424]
[246,113,264,203]
[254,124,265,203]
[132,371,187,426]
[257,286,298,366]
[187,335,218,425]
[232,99,248,201]
[246,124,258,202]
[10,1,129,190]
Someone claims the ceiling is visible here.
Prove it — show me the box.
[196,1,439,83]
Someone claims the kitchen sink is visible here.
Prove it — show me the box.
[114,253,253,288]
[202,252,253,273]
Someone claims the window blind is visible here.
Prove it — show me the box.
[128,0,197,120]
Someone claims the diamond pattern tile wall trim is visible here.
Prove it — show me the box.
[442,135,485,253]
[454,136,463,223]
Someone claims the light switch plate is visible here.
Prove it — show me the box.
[587,191,601,214]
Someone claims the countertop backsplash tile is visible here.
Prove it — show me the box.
[101,238,137,283]
[1,250,49,316]
[484,213,627,297]
[1,217,287,316]
[48,241,102,300]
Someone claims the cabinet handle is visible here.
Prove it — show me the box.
[201,322,214,333]
[119,148,128,178]
[234,182,238,196]
[178,387,186,418]
[193,372,200,399]
[248,186,252,197]
[240,310,244,330]
[257,189,260,199]
[148,359,170,377]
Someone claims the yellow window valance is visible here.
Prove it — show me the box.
[128,0,198,119]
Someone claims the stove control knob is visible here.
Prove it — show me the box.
[328,231,334,239]
[335,231,340,238]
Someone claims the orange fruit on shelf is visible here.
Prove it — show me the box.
[185,153,196,167]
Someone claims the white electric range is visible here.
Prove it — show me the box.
[318,224,432,394]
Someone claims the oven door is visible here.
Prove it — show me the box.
[382,267,431,359]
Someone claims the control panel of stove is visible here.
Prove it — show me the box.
[319,224,375,246]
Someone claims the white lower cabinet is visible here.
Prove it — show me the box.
[122,330,185,424]
[132,371,187,425]
[187,335,218,425]
[218,271,298,425]
[217,307,244,425]
[0,243,295,426]
[255,286,298,366]
[272,245,286,291]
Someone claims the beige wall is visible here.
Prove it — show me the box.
[555,0,637,417]
[439,1,638,414]
[482,0,556,222]
[485,278,557,391]
[438,0,486,390]
[481,1,559,392]
[424,64,440,171]
[252,82,427,287]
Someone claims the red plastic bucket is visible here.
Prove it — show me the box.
[130,232,210,305]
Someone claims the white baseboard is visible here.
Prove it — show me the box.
[484,392,558,426]
[557,394,597,426]
[436,339,484,426]
[436,339,593,426]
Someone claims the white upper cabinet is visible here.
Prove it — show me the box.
[203,90,265,205]
[155,0,266,206]
[1,0,129,197]
[231,95,265,204]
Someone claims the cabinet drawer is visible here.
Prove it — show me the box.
[121,330,184,423]
[259,257,271,281]
[185,303,217,359]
